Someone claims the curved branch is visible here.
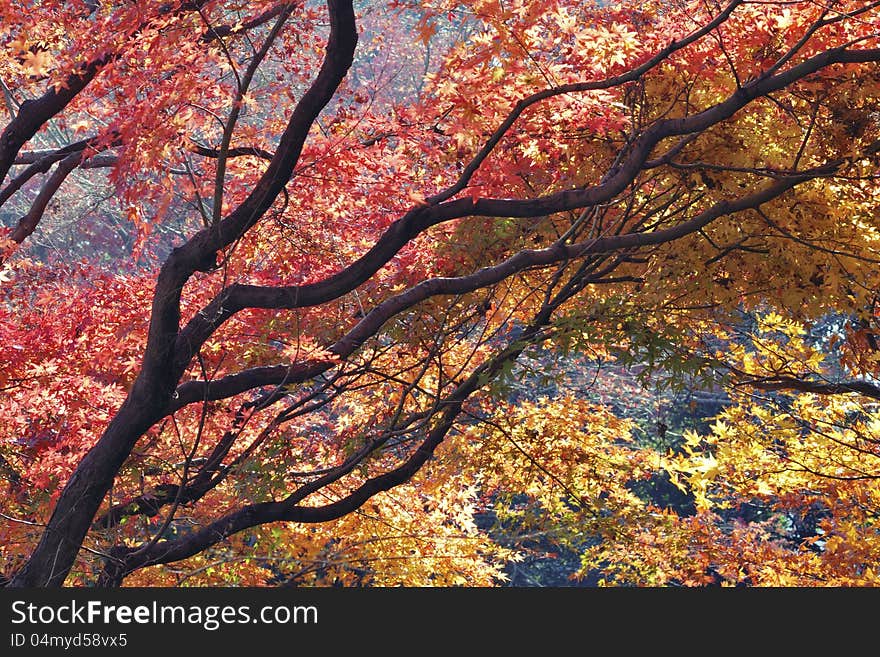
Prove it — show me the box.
[167,360,332,413]
[1,152,82,262]
[189,143,274,160]
[168,165,821,417]
[11,137,97,165]
[743,377,880,401]
[14,151,117,169]
[200,3,298,43]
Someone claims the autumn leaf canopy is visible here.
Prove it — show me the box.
[1,0,880,587]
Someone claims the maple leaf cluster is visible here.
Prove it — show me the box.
[1,0,880,587]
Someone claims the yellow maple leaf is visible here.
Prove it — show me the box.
[22,49,53,77]
[8,36,29,54]
[774,9,794,30]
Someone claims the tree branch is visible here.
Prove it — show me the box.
[742,377,880,401]
[2,152,82,259]
[200,3,298,43]
[99,304,554,584]
[1,135,117,209]
[189,143,274,160]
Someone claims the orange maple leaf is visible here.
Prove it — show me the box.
[22,49,53,77]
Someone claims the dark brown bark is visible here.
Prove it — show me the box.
[1,135,120,209]
[189,144,274,160]
[200,3,296,43]
[8,152,82,244]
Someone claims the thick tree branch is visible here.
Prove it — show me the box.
[167,360,333,413]
[743,377,880,401]
[189,143,274,160]
[11,137,99,165]
[107,171,823,534]
[200,3,298,43]
[7,0,358,588]
[13,150,118,168]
